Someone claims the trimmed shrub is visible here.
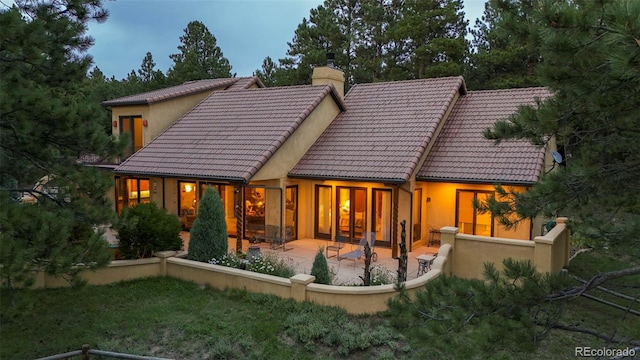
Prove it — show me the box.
[310,247,332,284]
[188,187,227,262]
[116,202,182,259]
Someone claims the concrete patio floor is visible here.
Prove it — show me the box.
[180,232,440,285]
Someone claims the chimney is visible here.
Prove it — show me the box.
[312,52,345,99]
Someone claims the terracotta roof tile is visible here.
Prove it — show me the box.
[101,78,249,106]
[114,84,342,182]
[417,87,552,184]
[289,77,466,183]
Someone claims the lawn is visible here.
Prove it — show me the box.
[1,250,637,360]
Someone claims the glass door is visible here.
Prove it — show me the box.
[314,185,332,239]
[456,190,494,236]
[285,186,298,240]
[372,189,392,247]
[337,187,367,242]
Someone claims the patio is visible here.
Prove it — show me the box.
[179,232,440,285]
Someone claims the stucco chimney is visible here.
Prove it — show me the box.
[312,53,345,99]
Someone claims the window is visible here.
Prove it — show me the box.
[115,177,149,214]
[286,186,298,240]
[119,116,143,158]
[413,188,422,241]
[456,190,493,236]
[372,189,392,247]
[314,185,332,239]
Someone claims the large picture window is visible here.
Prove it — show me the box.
[456,190,493,236]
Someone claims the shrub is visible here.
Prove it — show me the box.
[116,202,182,259]
[246,252,296,278]
[310,247,331,284]
[188,187,227,262]
[369,265,396,285]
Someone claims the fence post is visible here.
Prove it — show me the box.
[81,344,89,360]
[154,251,177,277]
[290,274,315,302]
[440,227,458,276]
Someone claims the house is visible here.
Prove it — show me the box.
[101,62,553,257]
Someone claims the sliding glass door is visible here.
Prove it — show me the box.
[372,189,392,247]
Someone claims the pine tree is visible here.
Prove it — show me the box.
[466,0,544,90]
[310,247,332,284]
[0,0,121,288]
[167,20,232,85]
[482,0,640,256]
[188,187,228,262]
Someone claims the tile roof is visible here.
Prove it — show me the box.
[101,77,254,106]
[417,87,552,184]
[225,76,265,90]
[289,77,466,183]
[114,84,343,182]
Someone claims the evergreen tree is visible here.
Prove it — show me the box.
[481,0,640,257]
[167,20,232,85]
[0,0,122,288]
[389,0,468,79]
[466,0,544,90]
[188,187,228,262]
[310,248,332,284]
[137,52,166,90]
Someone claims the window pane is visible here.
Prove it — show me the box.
[475,193,492,236]
[316,186,332,237]
[338,187,351,237]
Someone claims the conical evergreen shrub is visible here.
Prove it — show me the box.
[310,247,331,284]
[188,187,227,262]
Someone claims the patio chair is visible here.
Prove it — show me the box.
[340,232,376,269]
[326,233,348,259]
[265,225,292,251]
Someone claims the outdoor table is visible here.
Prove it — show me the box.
[416,254,436,276]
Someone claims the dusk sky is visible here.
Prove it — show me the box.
[86,0,487,80]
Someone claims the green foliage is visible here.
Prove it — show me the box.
[0,0,121,287]
[0,194,111,288]
[266,0,468,90]
[245,252,296,278]
[387,259,573,355]
[209,252,296,279]
[167,20,232,84]
[481,0,640,256]
[369,265,396,286]
[466,0,544,90]
[188,187,227,262]
[116,202,182,259]
[284,302,406,356]
[310,247,332,284]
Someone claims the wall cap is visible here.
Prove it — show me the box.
[290,273,315,285]
[440,226,459,234]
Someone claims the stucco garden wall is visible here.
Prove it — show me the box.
[441,217,570,279]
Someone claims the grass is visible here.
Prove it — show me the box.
[1,250,638,359]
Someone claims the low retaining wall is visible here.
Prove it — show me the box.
[29,245,452,315]
[442,217,570,280]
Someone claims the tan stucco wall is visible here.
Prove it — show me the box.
[109,91,217,146]
[441,218,569,279]
[29,246,453,315]
[423,182,533,240]
[252,96,342,181]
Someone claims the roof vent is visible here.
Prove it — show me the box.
[326,52,335,68]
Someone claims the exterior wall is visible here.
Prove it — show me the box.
[441,217,570,279]
[251,96,343,181]
[109,91,217,146]
[423,182,533,240]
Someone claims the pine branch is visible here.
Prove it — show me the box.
[546,267,640,302]
[551,323,640,346]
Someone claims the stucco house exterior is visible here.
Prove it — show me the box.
[101,64,553,257]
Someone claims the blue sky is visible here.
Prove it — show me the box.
[86,0,486,80]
